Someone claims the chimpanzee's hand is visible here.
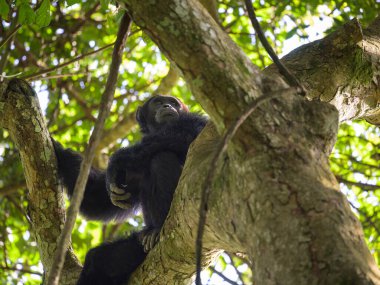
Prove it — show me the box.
[107,160,142,210]
[106,146,144,210]
[109,182,132,209]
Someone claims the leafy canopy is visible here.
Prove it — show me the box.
[0,0,379,284]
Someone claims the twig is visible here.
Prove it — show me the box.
[28,72,90,81]
[22,28,141,81]
[0,19,19,74]
[0,24,21,50]
[335,175,380,191]
[243,0,306,95]
[195,87,297,285]
[0,265,43,276]
[70,2,101,35]
[6,196,29,223]
[0,72,23,79]
[64,83,97,121]
[225,252,246,283]
[0,182,25,196]
[210,266,241,285]
[50,115,89,135]
[45,13,132,285]
[21,43,115,81]
[349,202,380,237]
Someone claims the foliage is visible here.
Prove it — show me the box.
[331,121,380,264]
[0,0,379,284]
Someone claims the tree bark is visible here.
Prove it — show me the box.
[0,79,81,285]
[1,1,380,285]
[120,1,380,284]
[265,17,380,124]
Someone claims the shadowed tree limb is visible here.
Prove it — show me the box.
[46,13,133,285]
[120,1,380,284]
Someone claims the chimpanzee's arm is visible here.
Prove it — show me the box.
[53,140,137,221]
[105,136,187,207]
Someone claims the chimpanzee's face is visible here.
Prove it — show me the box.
[136,95,186,134]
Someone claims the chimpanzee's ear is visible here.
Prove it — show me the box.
[180,101,189,112]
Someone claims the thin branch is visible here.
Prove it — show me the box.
[21,43,115,81]
[28,72,90,81]
[0,19,19,75]
[195,87,297,285]
[225,252,246,283]
[337,153,380,170]
[210,266,241,285]
[64,83,97,121]
[14,39,47,69]
[0,265,43,276]
[6,196,29,222]
[46,13,132,285]
[349,202,380,237]
[50,115,89,135]
[0,24,21,50]
[0,182,25,196]
[336,175,380,192]
[243,0,305,95]
[69,2,101,35]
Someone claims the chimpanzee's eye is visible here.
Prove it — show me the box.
[170,99,180,107]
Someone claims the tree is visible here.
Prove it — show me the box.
[0,1,379,284]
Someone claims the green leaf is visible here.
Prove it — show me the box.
[15,0,28,5]
[35,0,51,27]
[66,0,80,6]
[100,0,109,10]
[0,0,9,19]
[18,4,36,25]
[286,27,299,40]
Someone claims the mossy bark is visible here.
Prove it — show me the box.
[0,79,81,285]
[1,2,380,284]
[120,1,380,284]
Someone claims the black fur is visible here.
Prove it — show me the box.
[54,144,134,221]
[76,233,146,285]
[54,95,207,284]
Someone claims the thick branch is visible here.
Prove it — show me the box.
[0,78,81,284]
[120,2,380,284]
[265,17,380,124]
[122,0,273,132]
[47,13,132,285]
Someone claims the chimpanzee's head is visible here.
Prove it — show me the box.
[136,95,189,134]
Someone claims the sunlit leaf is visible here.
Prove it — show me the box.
[0,0,9,19]
[35,0,51,28]
[18,4,36,25]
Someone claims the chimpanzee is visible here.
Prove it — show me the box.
[54,95,208,284]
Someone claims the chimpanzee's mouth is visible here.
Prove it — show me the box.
[156,109,179,123]
[161,109,177,117]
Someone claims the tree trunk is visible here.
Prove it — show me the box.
[0,1,380,284]
[120,1,380,284]
[265,17,380,124]
[0,79,81,284]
